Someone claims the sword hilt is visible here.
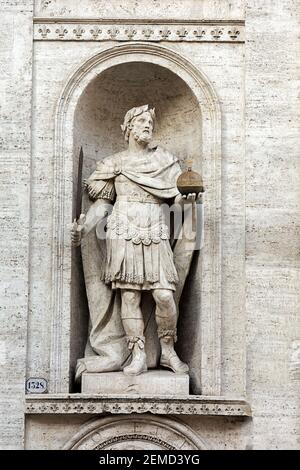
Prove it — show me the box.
[71,213,86,247]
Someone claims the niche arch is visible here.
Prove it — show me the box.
[50,43,221,396]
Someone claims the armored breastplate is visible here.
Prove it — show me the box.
[115,175,161,204]
[107,175,169,244]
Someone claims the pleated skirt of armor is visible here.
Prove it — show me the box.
[103,237,178,291]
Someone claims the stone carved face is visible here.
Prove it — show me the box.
[130,111,154,144]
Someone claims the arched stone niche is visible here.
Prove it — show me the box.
[71,61,203,389]
[50,43,221,396]
[73,61,202,181]
[62,415,209,450]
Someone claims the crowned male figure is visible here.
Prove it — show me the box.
[72,105,199,376]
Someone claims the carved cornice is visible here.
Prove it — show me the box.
[25,395,251,416]
[34,18,244,42]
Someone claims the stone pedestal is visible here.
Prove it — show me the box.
[81,371,189,396]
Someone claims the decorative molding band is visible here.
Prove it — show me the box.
[25,395,251,417]
[34,18,245,43]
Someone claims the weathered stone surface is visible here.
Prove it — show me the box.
[34,0,245,20]
[245,0,300,450]
[81,371,189,396]
[0,0,34,451]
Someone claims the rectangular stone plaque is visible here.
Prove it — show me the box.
[81,371,189,396]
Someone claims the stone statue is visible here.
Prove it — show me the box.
[71,105,203,380]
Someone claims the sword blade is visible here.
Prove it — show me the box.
[75,146,84,220]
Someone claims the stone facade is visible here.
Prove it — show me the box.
[0,0,299,450]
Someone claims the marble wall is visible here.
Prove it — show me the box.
[245,0,300,449]
[0,0,34,450]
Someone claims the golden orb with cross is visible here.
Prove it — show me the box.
[176,159,205,195]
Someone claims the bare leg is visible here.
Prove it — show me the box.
[121,289,147,375]
[121,289,143,337]
[152,289,189,374]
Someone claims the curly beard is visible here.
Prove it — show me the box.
[132,129,152,144]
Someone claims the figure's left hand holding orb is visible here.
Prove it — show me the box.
[176,160,205,204]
